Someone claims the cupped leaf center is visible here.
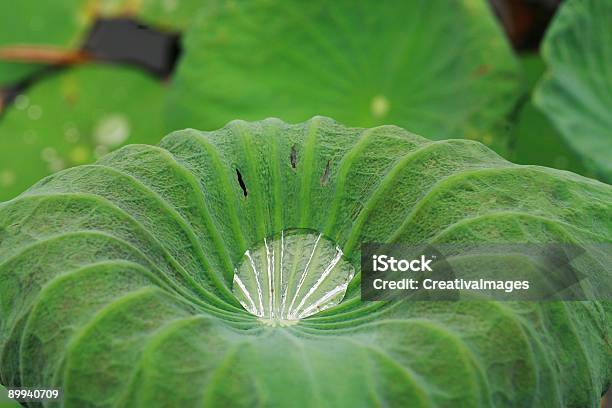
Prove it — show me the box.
[232,229,355,326]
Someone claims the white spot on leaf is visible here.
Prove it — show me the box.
[64,123,80,143]
[27,105,42,120]
[371,95,390,118]
[94,114,130,147]
[0,170,16,187]
[15,95,29,110]
[41,147,57,162]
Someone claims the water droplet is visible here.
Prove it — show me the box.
[64,126,80,143]
[41,147,57,162]
[94,114,130,147]
[69,146,90,164]
[27,105,42,120]
[370,95,390,118]
[14,95,29,110]
[0,170,16,187]
[233,229,355,325]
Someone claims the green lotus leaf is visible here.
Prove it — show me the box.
[0,0,201,83]
[169,0,522,153]
[534,0,612,183]
[0,65,166,202]
[1,117,610,407]
[512,55,587,176]
[0,1,207,202]
[0,1,83,84]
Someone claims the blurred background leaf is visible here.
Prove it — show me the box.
[511,54,588,176]
[0,66,165,200]
[1,0,609,204]
[0,1,85,85]
[169,0,523,154]
[534,0,612,183]
[0,0,197,83]
[0,0,205,201]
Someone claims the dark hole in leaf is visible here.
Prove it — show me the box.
[236,169,248,197]
[0,17,181,117]
[320,159,331,186]
[83,18,181,78]
[290,144,297,169]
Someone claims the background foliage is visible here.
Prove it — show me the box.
[533,0,612,182]
[0,0,610,406]
[1,0,610,203]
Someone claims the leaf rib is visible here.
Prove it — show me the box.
[90,163,237,304]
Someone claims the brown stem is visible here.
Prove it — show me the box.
[0,45,91,65]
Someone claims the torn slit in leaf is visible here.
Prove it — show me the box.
[236,169,248,197]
